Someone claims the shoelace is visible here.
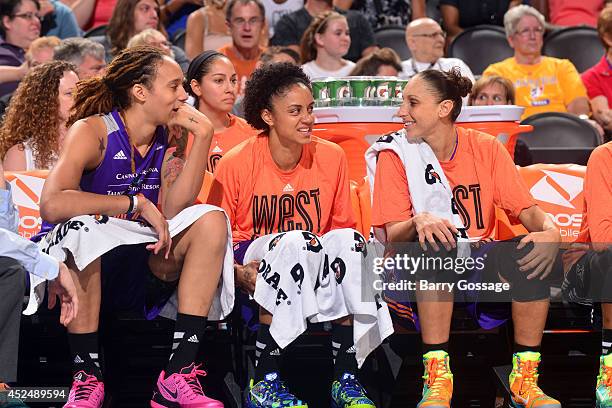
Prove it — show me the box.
[74,379,100,401]
[339,378,367,399]
[516,360,543,397]
[178,365,207,399]
[601,366,612,389]
[424,358,450,398]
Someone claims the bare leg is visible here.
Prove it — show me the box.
[603,303,612,329]
[417,290,453,344]
[512,300,549,347]
[66,255,101,334]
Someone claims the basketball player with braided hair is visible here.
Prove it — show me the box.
[37,46,234,408]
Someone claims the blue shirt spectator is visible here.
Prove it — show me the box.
[42,0,83,38]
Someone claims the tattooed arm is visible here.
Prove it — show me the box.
[160,127,188,206]
[40,117,135,223]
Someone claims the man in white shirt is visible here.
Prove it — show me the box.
[0,162,78,390]
[400,17,475,82]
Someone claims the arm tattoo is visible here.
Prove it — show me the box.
[169,125,188,159]
[163,152,186,189]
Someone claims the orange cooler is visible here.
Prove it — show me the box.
[313,105,533,182]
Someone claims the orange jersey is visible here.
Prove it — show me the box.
[185,114,258,173]
[371,127,536,240]
[217,44,263,95]
[574,142,612,245]
[208,135,356,242]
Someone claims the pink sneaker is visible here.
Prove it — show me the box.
[63,371,104,408]
[150,363,223,407]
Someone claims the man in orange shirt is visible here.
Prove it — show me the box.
[218,0,265,96]
[562,142,612,407]
[208,63,391,408]
[370,68,561,408]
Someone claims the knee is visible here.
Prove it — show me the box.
[196,210,228,245]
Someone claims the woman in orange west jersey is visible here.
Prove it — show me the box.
[562,141,612,407]
[208,63,391,408]
[369,68,561,408]
[165,50,257,178]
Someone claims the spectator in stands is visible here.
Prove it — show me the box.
[37,46,232,408]
[179,50,257,174]
[185,0,232,59]
[53,37,106,79]
[208,62,389,408]
[271,0,376,62]
[400,18,475,83]
[333,0,424,31]
[91,0,189,70]
[531,0,610,28]
[0,159,78,396]
[159,0,202,37]
[440,0,521,44]
[0,0,41,96]
[468,75,514,106]
[583,4,612,138]
[258,44,299,65]
[261,0,301,38]
[300,11,354,78]
[562,141,612,408]
[0,61,78,170]
[370,68,561,408]
[218,0,265,95]
[483,5,593,121]
[40,0,82,38]
[350,47,402,76]
[27,35,60,66]
[127,28,175,57]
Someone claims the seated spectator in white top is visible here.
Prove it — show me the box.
[261,0,302,38]
[350,46,402,76]
[271,0,376,62]
[0,0,41,96]
[399,18,475,82]
[300,11,354,78]
[1,61,78,171]
[53,37,106,79]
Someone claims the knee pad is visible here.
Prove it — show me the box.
[492,238,550,302]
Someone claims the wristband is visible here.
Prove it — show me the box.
[132,194,139,214]
[126,194,134,214]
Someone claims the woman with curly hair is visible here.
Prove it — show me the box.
[300,11,355,79]
[208,62,391,407]
[1,60,79,171]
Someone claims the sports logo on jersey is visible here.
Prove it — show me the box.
[529,85,543,99]
[212,145,223,153]
[283,183,294,193]
[530,170,583,209]
[268,233,286,251]
[330,257,346,284]
[113,150,128,160]
[353,231,368,257]
[302,231,323,253]
[424,163,442,185]
[93,215,110,224]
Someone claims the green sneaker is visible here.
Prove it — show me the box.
[331,373,375,408]
[417,350,453,408]
[245,372,308,407]
[597,354,612,408]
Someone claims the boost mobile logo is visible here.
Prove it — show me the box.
[529,170,583,209]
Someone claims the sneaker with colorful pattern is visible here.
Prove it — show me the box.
[331,373,376,408]
[596,354,612,408]
[64,371,104,408]
[150,363,223,407]
[417,350,453,408]
[245,372,307,407]
[509,352,560,408]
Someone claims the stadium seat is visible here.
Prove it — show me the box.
[171,29,186,51]
[3,170,47,239]
[495,163,586,243]
[543,26,604,73]
[374,26,411,60]
[84,24,107,38]
[519,112,602,165]
[448,25,513,75]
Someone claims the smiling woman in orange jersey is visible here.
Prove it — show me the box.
[208,62,391,408]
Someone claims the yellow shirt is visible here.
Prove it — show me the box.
[483,56,587,119]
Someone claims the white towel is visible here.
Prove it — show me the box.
[26,204,235,321]
[365,129,470,257]
[244,229,393,368]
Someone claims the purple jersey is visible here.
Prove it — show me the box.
[34,110,168,240]
[79,110,167,201]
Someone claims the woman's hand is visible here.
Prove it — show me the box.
[235,260,259,295]
[413,212,459,252]
[137,195,172,259]
[168,103,214,140]
[516,228,561,280]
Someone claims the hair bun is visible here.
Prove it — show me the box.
[447,67,472,98]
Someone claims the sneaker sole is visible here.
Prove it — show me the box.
[246,396,308,408]
[332,404,375,408]
[509,398,561,408]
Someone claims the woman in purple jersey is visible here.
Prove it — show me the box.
[38,46,233,408]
